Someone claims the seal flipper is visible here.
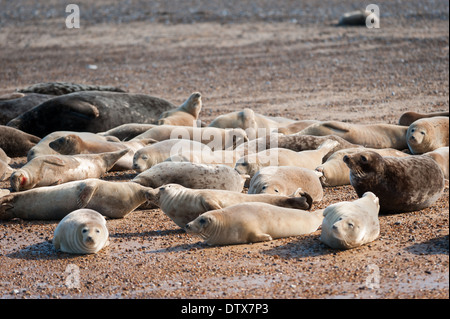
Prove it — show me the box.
[289,188,313,210]
[200,197,222,212]
[65,100,100,120]
[0,194,15,219]
[77,183,98,208]
[42,156,66,166]
[248,232,273,243]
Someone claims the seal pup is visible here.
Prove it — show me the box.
[296,121,408,150]
[10,149,128,191]
[235,140,339,180]
[0,125,41,157]
[133,162,246,192]
[343,150,445,213]
[398,111,449,126]
[337,9,377,26]
[145,183,313,228]
[315,147,409,187]
[0,179,153,220]
[185,202,324,246]
[98,123,157,141]
[157,92,202,127]
[6,91,177,137]
[406,116,449,154]
[248,166,324,203]
[424,147,449,180]
[132,139,211,172]
[320,192,380,250]
[53,208,110,254]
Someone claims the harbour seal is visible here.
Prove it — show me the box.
[146,183,313,228]
[53,208,109,254]
[0,179,153,220]
[98,123,157,141]
[343,150,445,213]
[315,147,409,187]
[6,91,178,137]
[337,9,378,26]
[235,139,339,180]
[320,192,380,250]
[248,166,324,203]
[132,139,211,172]
[0,125,41,157]
[157,92,202,127]
[296,121,409,150]
[406,116,449,154]
[132,125,248,151]
[398,111,449,126]
[185,202,324,246]
[424,147,449,180]
[133,162,246,192]
[10,149,128,191]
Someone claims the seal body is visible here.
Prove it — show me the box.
[0,93,55,125]
[185,202,324,246]
[0,125,41,157]
[248,166,324,202]
[320,192,380,249]
[315,147,409,187]
[53,209,110,254]
[146,183,313,228]
[133,162,246,192]
[344,151,445,213]
[0,179,152,220]
[406,117,449,154]
[10,149,128,191]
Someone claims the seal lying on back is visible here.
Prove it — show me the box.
[406,117,449,154]
[133,162,246,192]
[6,91,179,137]
[146,183,313,228]
[0,179,153,220]
[343,150,445,214]
[320,192,380,250]
[185,202,324,246]
[10,149,128,191]
[53,208,110,254]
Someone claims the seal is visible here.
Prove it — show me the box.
[98,123,157,141]
[337,9,378,26]
[0,178,153,220]
[343,150,445,213]
[277,120,321,135]
[235,139,339,180]
[165,149,240,167]
[424,147,449,180]
[48,133,155,171]
[133,161,246,192]
[320,192,380,249]
[132,139,211,172]
[185,202,324,246]
[406,116,449,154]
[315,147,409,187]
[0,159,14,182]
[0,125,41,157]
[0,93,56,125]
[132,125,248,151]
[6,91,178,137]
[296,121,409,150]
[10,149,128,191]
[398,111,449,126]
[248,166,324,203]
[53,208,110,254]
[145,183,313,228]
[157,92,202,127]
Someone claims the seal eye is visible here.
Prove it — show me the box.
[262,186,267,190]
[360,155,368,163]
[96,229,100,233]
[274,189,279,193]
[199,218,207,225]
[142,155,148,160]
[240,163,248,167]
[420,131,425,135]
[82,229,88,233]
[348,223,354,228]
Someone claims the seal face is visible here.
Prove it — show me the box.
[343,150,445,213]
[320,192,380,249]
[53,208,109,254]
[406,117,449,154]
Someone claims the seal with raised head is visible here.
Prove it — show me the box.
[10,149,128,191]
[423,146,449,180]
[398,111,449,126]
[343,150,445,213]
[146,183,312,228]
[320,192,380,250]
[0,125,41,157]
[315,147,409,187]
[406,116,449,154]
[0,178,153,220]
[185,202,324,246]
[248,166,324,203]
[6,91,178,137]
[133,161,246,192]
[296,121,409,150]
[157,92,202,127]
[53,208,110,254]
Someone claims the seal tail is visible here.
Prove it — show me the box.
[103,149,130,171]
